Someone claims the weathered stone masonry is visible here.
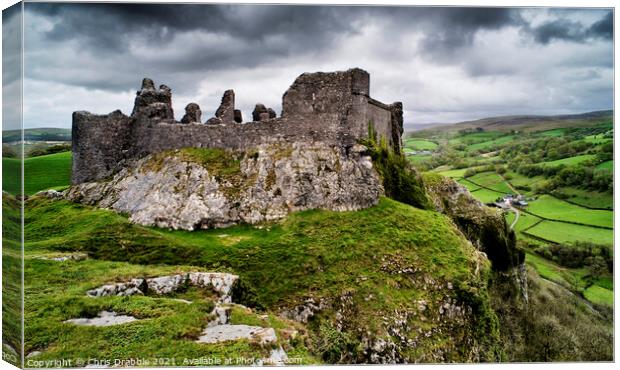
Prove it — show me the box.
[72,68,403,184]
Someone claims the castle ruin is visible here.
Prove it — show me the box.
[72,68,404,184]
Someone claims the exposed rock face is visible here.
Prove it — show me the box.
[86,272,239,303]
[64,311,137,327]
[131,78,174,120]
[215,89,235,123]
[424,175,523,272]
[197,325,277,344]
[65,142,382,231]
[424,174,527,299]
[180,103,202,123]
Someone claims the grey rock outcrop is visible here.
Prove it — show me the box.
[181,103,202,123]
[64,311,137,327]
[215,89,235,123]
[86,272,238,303]
[65,142,382,231]
[197,325,277,344]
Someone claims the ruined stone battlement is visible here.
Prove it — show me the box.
[72,68,403,184]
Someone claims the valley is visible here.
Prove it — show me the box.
[405,112,613,308]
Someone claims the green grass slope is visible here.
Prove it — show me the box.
[2,195,23,365]
[3,151,71,195]
[24,195,500,363]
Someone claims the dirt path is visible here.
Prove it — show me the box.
[509,207,520,229]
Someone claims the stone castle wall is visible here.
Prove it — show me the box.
[72,68,403,184]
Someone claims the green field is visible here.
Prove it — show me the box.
[448,131,504,146]
[526,195,612,229]
[2,151,72,195]
[437,168,468,178]
[512,212,541,233]
[524,220,613,245]
[596,160,613,171]
[539,154,596,167]
[583,285,614,307]
[469,188,504,203]
[526,253,572,287]
[466,135,514,151]
[534,128,566,137]
[552,187,612,210]
[503,171,546,194]
[403,138,438,151]
[407,155,432,164]
[457,178,481,192]
[467,172,513,194]
[525,253,611,307]
[583,133,613,144]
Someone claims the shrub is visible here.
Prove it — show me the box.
[313,322,358,363]
[2,145,17,158]
[28,143,71,157]
[362,122,431,210]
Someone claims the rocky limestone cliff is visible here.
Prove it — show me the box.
[64,142,382,230]
[423,173,527,297]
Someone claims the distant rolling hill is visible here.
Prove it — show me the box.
[2,127,71,142]
[410,110,613,134]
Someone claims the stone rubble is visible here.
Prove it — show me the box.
[196,325,277,345]
[64,311,137,327]
[86,272,239,303]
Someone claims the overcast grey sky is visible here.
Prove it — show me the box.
[5,3,614,128]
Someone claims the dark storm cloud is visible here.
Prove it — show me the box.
[411,8,522,60]
[30,4,522,55]
[19,3,614,128]
[29,3,358,53]
[3,3,23,130]
[3,4,22,86]
[25,4,529,92]
[530,10,612,44]
[24,3,364,92]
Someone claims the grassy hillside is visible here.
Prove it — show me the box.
[414,110,612,134]
[409,117,613,312]
[2,195,22,365]
[22,195,499,363]
[3,151,72,195]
